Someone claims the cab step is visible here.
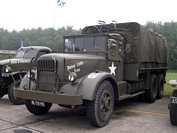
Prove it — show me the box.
[119,90,145,101]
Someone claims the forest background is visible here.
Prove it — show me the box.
[0,21,177,69]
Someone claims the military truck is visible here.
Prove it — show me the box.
[14,22,168,127]
[0,50,16,60]
[0,46,52,105]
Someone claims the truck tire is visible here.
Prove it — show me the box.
[0,91,4,98]
[8,79,25,105]
[157,74,164,99]
[170,90,177,125]
[84,26,100,34]
[145,74,158,103]
[170,102,177,125]
[25,99,52,115]
[86,80,114,127]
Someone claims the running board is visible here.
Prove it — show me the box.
[119,91,145,101]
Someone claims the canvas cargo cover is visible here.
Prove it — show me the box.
[82,22,168,63]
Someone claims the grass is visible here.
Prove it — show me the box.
[164,70,177,97]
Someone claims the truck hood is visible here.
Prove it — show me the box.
[41,53,105,60]
[0,58,32,65]
[39,53,106,78]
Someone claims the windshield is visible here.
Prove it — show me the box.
[15,49,37,58]
[64,36,106,52]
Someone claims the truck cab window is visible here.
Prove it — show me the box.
[93,36,105,51]
[16,49,37,58]
[64,36,106,52]
[75,38,84,51]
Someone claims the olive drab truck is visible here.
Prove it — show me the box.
[0,50,16,60]
[14,22,168,127]
[0,46,52,105]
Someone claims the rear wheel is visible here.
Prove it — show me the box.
[25,99,52,115]
[157,74,164,99]
[145,74,158,103]
[86,80,114,127]
[8,79,25,105]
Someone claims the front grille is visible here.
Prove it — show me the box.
[36,57,70,92]
[38,71,57,92]
[37,59,57,72]
[37,57,59,92]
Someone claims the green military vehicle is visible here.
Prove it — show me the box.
[0,46,52,105]
[0,50,16,60]
[14,22,168,127]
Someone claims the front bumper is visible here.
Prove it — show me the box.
[14,89,83,105]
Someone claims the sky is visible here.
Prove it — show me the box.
[0,0,176,32]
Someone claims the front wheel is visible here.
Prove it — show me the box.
[8,79,25,105]
[86,80,114,127]
[25,100,52,115]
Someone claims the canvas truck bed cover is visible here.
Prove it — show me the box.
[82,22,168,64]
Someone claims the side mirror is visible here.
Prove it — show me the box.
[170,54,177,62]
[171,54,174,60]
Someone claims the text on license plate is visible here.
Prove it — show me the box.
[172,98,177,104]
[31,100,45,107]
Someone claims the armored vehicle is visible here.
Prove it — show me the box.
[0,46,52,104]
[14,22,168,127]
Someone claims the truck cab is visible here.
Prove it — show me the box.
[0,46,52,105]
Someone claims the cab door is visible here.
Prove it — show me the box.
[107,38,124,81]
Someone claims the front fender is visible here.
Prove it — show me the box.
[20,71,118,101]
[10,70,28,80]
[76,71,117,100]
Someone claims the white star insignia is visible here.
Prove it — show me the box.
[109,62,116,75]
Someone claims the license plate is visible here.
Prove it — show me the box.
[31,100,45,107]
[2,73,10,77]
[172,98,177,104]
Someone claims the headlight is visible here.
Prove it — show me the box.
[27,69,36,80]
[5,65,12,72]
[68,72,77,82]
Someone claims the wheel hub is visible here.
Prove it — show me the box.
[100,91,111,118]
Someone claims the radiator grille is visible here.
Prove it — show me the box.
[37,58,60,92]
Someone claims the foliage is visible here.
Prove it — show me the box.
[164,70,177,96]
[0,26,81,51]
[1,21,177,69]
